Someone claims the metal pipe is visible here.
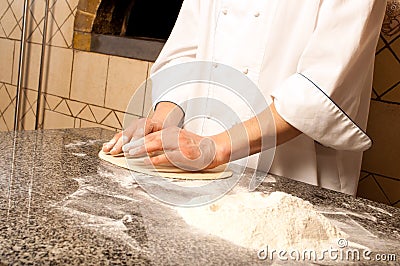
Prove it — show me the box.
[35,0,50,130]
[14,0,30,131]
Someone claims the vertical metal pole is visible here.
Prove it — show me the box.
[14,0,30,131]
[35,0,50,130]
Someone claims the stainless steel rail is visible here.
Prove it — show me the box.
[13,0,30,131]
[35,0,50,130]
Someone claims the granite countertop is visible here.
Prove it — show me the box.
[0,128,399,265]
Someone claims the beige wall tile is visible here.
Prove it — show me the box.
[9,25,21,40]
[20,89,38,116]
[54,99,72,116]
[51,0,71,26]
[71,51,108,106]
[357,175,390,205]
[10,0,23,21]
[1,100,15,130]
[375,175,400,205]
[12,41,19,85]
[60,15,74,48]
[105,56,148,115]
[0,117,8,131]
[26,0,45,44]
[376,37,385,51]
[1,7,19,38]
[362,101,400,180]
[43,46,73,97]
[0,0,7,21]
[101,111,121,129]
[391,37,400,61]
[27,24,44,44]
[143,62,154,117]
[80,119,116,131]
[115,111,139,129]
[0,28,5,38]
[0,83,14,113]
[90,105,111,123]
[0,85,15,131]
[0,38,14,83]
[42,109,75,129]
[382,84,400,103]
[66,99,85,116]
[20,109,36,130]
[68,0,79,11]
[22,43,41,91]
[43,93,63,110]
[76,105,96,122]
[373,49,400,95]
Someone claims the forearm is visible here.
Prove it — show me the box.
[211,103,301,166]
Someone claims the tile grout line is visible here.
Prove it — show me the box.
[371,98,400,106]
[371,174,393,205]
[141,62,150,118]
[103,55,110,108]
[361,170,400,181]
[40,90,141,117]
[378,80,400,99]
[68,48,74,99]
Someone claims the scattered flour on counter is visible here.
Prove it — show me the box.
[176,191,346,250]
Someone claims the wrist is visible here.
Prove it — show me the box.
[152,102,184,128]
[209,132,232,168]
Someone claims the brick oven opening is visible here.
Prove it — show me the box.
[74,0,184,61]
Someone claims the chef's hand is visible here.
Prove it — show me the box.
[122,127,227,171]
[102,102,184,155]
[102,118,163,155]
[122,103,300,170]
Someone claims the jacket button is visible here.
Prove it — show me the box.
[254,12,260,17]
[222,8,228,15]
[243,68,249,74]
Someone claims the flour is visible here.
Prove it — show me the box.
[177,191,346,250]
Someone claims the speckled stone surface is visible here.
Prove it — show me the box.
[0,128,399,265]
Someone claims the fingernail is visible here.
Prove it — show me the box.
[110,148,116,153]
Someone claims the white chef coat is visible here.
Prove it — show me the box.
[150,0,387,195]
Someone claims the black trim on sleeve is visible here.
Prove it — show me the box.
[154,101,185,128]
[297,73,370,137]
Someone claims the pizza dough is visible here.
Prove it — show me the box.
[98,151,233,180]
[177,191,346,250]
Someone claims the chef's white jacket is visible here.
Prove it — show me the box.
[150,0,387,195]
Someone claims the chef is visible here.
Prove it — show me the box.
[103,0,387,196]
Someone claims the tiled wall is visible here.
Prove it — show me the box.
[0,0,399,207]
[0,0,151,132]
[358,20,400,208]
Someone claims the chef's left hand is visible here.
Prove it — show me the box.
[122,127,226,171]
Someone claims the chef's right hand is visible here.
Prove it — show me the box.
[102,118,163,155]
[102,102,184,155]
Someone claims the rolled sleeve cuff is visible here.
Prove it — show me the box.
[271,73,372,151]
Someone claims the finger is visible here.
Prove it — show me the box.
[144,154,172,166]
[110,132,132,155]
[122,137,146,156]
[102,132,122,152]
[146,150,200,171]
[131,119,162,139]
[122,131,163,157]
